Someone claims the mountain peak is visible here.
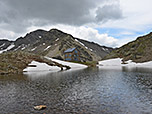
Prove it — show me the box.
[49,28,71,36]
[49,28,62,32]
[0,28,113,61]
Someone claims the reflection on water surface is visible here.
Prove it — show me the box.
[0,67,152,114]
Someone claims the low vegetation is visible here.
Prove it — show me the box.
[0,51,70,75]
[0,51,41,74]
[105,32,152,63]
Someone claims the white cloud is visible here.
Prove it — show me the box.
[102,0,152,32]
[0,29,16,40]
[0,0,151,48]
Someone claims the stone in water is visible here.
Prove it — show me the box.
[34,105,46,110]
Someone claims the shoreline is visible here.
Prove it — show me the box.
[99,58,152,68]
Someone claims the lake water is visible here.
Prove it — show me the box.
[0,67,152,114]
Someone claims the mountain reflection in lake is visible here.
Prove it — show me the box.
[0,67,152,114]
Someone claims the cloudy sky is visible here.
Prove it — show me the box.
[0,0,151,47]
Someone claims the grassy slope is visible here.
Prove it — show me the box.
[105,32,152,63]
[0,51,71,75]
[0,51,45,74]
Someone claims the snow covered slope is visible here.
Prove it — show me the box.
[23,58,87,72]
[50,58,87,69]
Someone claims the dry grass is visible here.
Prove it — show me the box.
[0,51,46,74]
[0,51,71,75]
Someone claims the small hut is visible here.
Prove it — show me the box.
[64,47,80,61]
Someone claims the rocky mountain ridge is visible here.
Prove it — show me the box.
[0,29,113,62]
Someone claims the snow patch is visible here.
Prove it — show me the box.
[21,47,26,50]
[75,39,84,46]
[31,47,37,51]
[24,57,88,73]
[46,57,87,69]
[75,39,79,42]
[14,46,21,51]
[23,61,60,72]
[102,47,109,52]
[99,58,152,68]
[6,44,15,50]
[0,43,15,54]
[39,36,42,38]
[44,46,51,51]
[99,58,122,66]
[55,38,59,41]
[0,43,5,48]
[89,48,93,51]
[102,48,106,51]
[106,48,109,51]
[85,46,88,49]
[43,43,45,45]
[75,39,89,49]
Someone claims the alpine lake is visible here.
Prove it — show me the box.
[0,66,152,114]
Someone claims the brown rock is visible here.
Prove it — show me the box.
[34,105,46,110]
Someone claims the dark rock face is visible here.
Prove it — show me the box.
[75,38,113,59]
[106,32,152,63]
[0,29,114,61]
[0,40,12,50]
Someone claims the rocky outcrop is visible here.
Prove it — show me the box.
[0,51,71,75]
